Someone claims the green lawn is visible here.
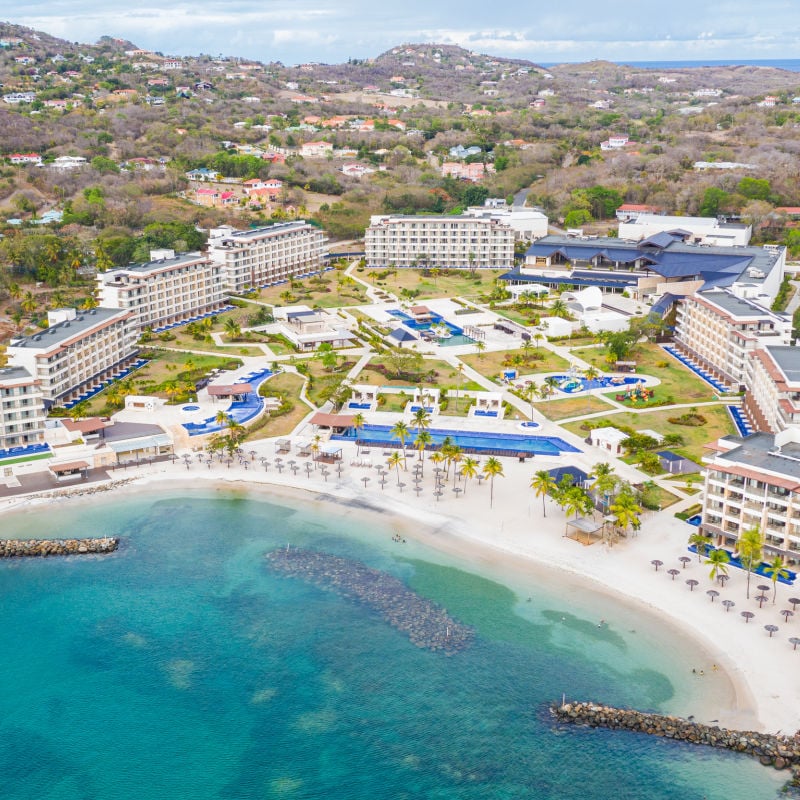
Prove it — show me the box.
[459,347,570,380]
[254,273,369,308]
[245,372,309,440]
[574,342,718,404]
[561,404,736,463]
[357,357,482,391]
[359,268,506,301]
[533,395,615,421]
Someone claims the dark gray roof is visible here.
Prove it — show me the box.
[102,421,167,443]
[389,327,417,342]
[719,432,800,480]
[699,289,782,320]
[10,308,128,349]
[106,252,207,275]
[0,365,34,381]
[765,345,800,384]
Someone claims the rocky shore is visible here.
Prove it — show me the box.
[265,547,474,654]
[552,700,800,786]
[0,537,119,558]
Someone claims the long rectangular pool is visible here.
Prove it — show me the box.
[332,424,581,456]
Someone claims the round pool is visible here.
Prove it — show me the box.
[182,405,200,412]
[518,421,540,430]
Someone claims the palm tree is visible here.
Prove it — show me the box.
[518,383,539,421]
[483,457,504,508]
[460,457,479,495]
[765,555,790,604]
[391,420,410,466]
[454,363,465,413]
[224,317,242,339]
[475,341,486,359]
[429,450,445,473]
[550,298,569,319]
[441,439,457,478]
[412,406,430,436]
[738,527,764,600]
[608,491,642,539]
[544,375,560,399]
[21,291,37,316]
[413,430,432,471]
[688,531,713,563]
[387,450,405,485]
[583,365,600,383]
[352,412,365,455]
[449,445,463,487]
[706,548,730,582]
[215,410,232,428]
[589,463,617,513]
[530,470,557,517]
[81,295,99,310]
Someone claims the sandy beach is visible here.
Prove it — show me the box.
[6,433,798,737]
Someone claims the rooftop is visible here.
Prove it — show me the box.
[716,431,800,482]
[764,346,800,384]
[9,308,129,350]
[698,289,785,320]
[103,252,208,277]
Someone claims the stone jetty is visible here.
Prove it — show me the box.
[552,700,800,785]
[0,537,119,558]
[265,547,474,654]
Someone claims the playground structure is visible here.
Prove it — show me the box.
[616,382,654,403]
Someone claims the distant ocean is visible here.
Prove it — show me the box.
[541,59,800,73]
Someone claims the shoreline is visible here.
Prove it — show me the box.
[2,457,779,734]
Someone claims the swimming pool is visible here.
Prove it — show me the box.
[388,310,474,347]
[552,375,644,394]
[333,424,580,456]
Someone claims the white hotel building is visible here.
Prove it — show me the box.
[6,308,138,407]
[207,222,326,292]
[673,289,791,390]
[0,366,46,451]
[365,214,515,269]
[702,427,800,566]
[97,250,225,331]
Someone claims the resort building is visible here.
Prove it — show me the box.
[618,214,752,247]
[207,222,327,292]
[271,307,356,351]
[743,346,800,433]
[365,214,515,269]
[673,290,791,391]
[701,427,800,566]
[5,308,138,408]
[0,366,46,452]
[463,205,548,241]
[97,250,226,331]
[501,233,785,303]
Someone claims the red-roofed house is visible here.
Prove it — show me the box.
[615,203,663,221]
[9,153,42,165]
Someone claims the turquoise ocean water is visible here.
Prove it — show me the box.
[0,490,783,799]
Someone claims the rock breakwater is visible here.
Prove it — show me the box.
[552,701,800,783]
[0,537,119,558]
[265,547,474,654]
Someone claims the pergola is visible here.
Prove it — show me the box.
[565,516,604,545]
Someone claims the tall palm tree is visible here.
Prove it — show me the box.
[460,457,479,495]
[413,430,432,472]
[544,375,560,399]
[449,445,463,487]
[589,462,617,512]
[765,555,790,604]
[483,457,504,508]
[21,291,37,316]
[224,317,242,339]
[391,420,410,467]
[412,406,431,436]
[441,440,457,478]
[706,548,730,582]
[583,365,601,383]
[608,491,642,539]
[737,527,764,600]
[688,531,713,563]
[475,341,486,359]
[352,412,365,455]
[530,470,557,517]
[550,298,568,319]
[518,383,539,421]
[387,450,405,485]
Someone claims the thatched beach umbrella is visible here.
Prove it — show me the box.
[717,574,730,588]
[757,584,771,596]
[756,594,769,609]
[741,611,755,623]
[679,556,692,570]
[707,589,719,602]
[781,609,794,624]
[765,624,779,638]
[722,599,735,612]
[789,598,800,611]
[686,579,699,592]
[651,559,663,572]
[668,569,680,581]
[790,637,800,650]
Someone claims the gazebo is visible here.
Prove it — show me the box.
[565,516,604,545]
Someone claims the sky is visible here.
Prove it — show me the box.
[9,1,800,65]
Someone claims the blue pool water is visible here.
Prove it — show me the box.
[0,490,781,800]
[182,405,200,412]
[348,402,373,410]
[552,375,644,394]
[335,424,581,456]
[686,515,702,526]
[388,309,474,346]
[688,546,796,585]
